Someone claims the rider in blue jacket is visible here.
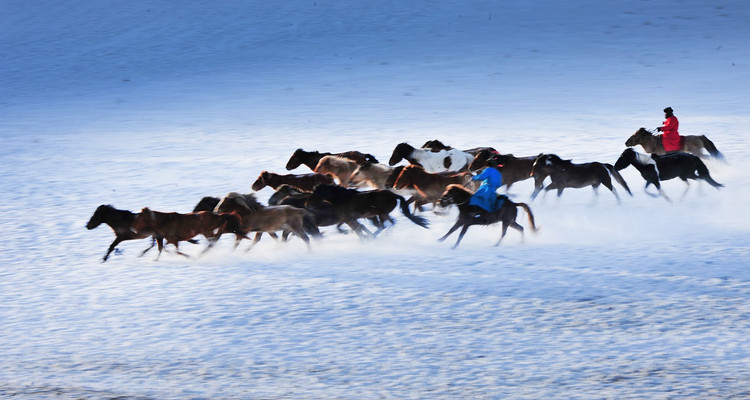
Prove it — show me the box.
[468,167,505,213]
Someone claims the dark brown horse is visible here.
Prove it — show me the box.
[421,139,497,156]
[469,149,549,198]
[285,148,379,171]
[86,204,162,262]
[307,184,429,238]
[438,184,538,249]
[625,127,724,159]
[131,208,246,260]
[251,171,334,192]
[614,147,723,202]
[530,154,632,202]
[215,192,320,251]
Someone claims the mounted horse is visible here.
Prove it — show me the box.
[388,142,475,173]
[130,208,246,260]
[614,147,723,202]
[285,148,379,171]
[530,154,632,202]
[625,127,724,160]
[469,149,549,197]
[437,184,538,249]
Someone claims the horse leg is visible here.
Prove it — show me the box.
[493,222,511,247]
[244,232,264,252]
[103,237,125,262]
[438,218,466,242]
[680,179,691,201]
[452,225,471,249]
[173,242,193,259]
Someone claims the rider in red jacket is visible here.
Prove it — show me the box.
[656,107,681,152]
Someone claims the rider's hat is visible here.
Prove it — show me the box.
[663,107,674,113]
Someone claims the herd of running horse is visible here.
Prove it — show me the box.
[86,128,725,260]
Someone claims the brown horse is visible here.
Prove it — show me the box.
[193,195,279,242]
[625,127,724,159]
[469,149,549,198]
[307,184,429,238]
[215,192,319,251]
[86,204,163,262]
[530,154,632,202]
[131,208,246,260]
[285,148,379,171]
[251,171,334,192]
[438,184,538,249]
[392,164,475,210]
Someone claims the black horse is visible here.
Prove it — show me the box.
[438,184,538,249]
[614,148,723,202]
[86,204,160,262]
[530,153,632,202]
[307,184,429,238]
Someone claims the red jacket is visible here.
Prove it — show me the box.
[660,116,681,152]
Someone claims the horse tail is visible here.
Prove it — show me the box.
[302,211,323,237]
[515,202,538,233]
[699,135,724,160]
[695,159,724,189]
[604,163,632,196]
[396,194,429,228]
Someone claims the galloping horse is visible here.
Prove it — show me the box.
[215,192,319,251]
[388,142,475,173]
[307,184,429,238]
[531,154,632,202]
[130,208,246,260]
[251,171,334,192]
[86,204,161,262]
[625,127,724,159]
[391,164,475,210]
[614,147,723,202]
[285,148,379,171]
[420,139,497,157]
[438,184,538,249]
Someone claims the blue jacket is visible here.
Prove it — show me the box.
[468,167,504,212]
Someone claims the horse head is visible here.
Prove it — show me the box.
[625,128,652,147]
[388,143,414,166]
[251,171,268,191]
[614,148,636,171]
[86,204,112,229]
[468,149,493,171]
[439,184,472,207]
[285,149,306,170]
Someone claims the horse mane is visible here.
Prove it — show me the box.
[221,192,262,213]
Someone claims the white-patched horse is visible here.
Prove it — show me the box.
[388,142,475,173]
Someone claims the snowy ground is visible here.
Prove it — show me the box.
[1,1,750,398]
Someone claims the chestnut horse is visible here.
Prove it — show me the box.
[392,165,475,210]
[438,184,538,249]
[625,127,724,159]
[614,147,723,202]
[530,153,632,202]
[285,148,379,171]
[131,208,246,260]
